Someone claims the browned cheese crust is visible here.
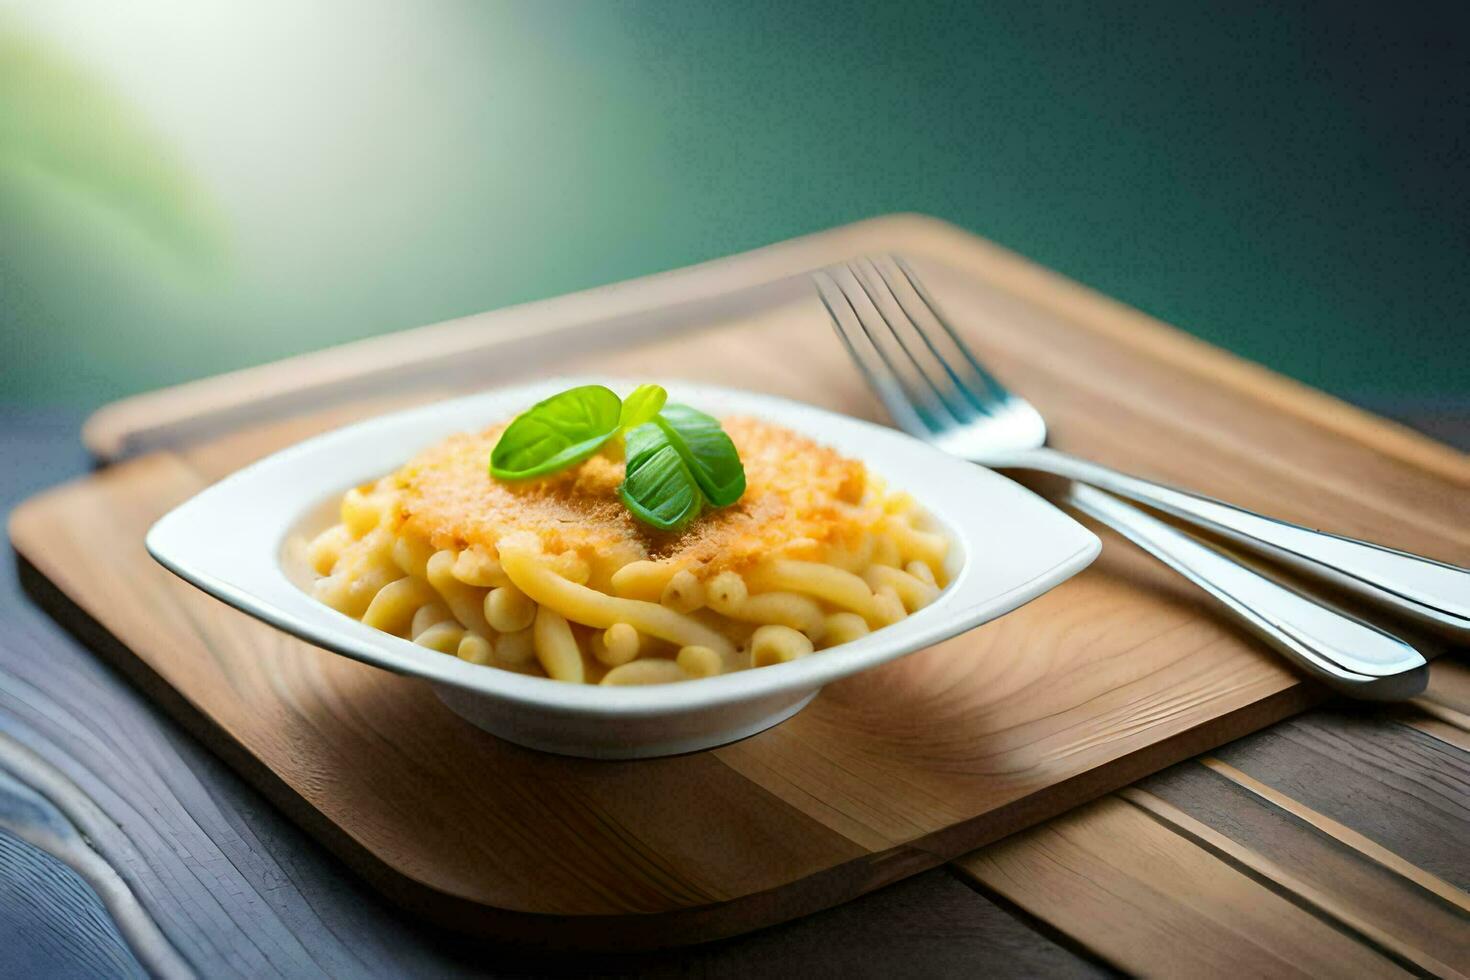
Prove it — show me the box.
[390,416,873,573]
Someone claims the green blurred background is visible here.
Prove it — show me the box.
[2,0,1466,417]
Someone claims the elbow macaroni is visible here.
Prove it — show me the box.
[304,417,950,685]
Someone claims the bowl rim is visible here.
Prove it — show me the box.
[146,378,1100,717]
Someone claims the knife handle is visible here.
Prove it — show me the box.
[1068,484,1429,700]
[993,446,1470,639]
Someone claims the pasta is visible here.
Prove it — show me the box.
[304,415,951,685]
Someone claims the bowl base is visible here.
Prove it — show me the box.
[431,683,820,759]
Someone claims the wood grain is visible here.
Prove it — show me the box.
[0,412,1113,978]
[1195,754,1470,915]
[628,869,1113,979]
[958,792,1411,978]
[1212,708,1470,891]
[0,830,144,980]
[955,709,1470,978]
[0,740,183,980]
[5,512,1108,979]
[11,217,1469,947]
[4,409,1467,977]
[1412,658,1470,748]
[1145,760,1470,974]
[81,215,1470,493]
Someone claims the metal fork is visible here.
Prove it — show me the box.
[818,256,1466,696]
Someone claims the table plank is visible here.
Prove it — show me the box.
[39,220,1443,939]
[0,410,1103,977]
[946,402,1470,976]
[623,869,1113,979]
[1140,758,1469,975]
[1213,710,1470,889]
[955,792,1413,978]
[953,699,1470,978]
[0,828,145,980]
[3,406,1467,975]
[1415,659,1470,736]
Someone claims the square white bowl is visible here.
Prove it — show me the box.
[147,379,1099,758]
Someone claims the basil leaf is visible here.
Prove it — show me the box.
[618,422,703,531]
[489,384,746,531]
[618,383,667,430]
[655,404,747,507]
[489,384,622,480]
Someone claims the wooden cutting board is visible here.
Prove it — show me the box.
[11,215,1469,949]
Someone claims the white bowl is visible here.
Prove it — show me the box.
[147,379,1099,758]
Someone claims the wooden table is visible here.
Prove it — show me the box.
[3,406,1467,978]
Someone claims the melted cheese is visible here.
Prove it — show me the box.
[391,416,876,574]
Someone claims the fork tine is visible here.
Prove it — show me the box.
[827,264,962,430]
[813,270,935,437]
[845,258,977,425]
[851,257,982,421]
[868,256,993,416]
[889,254,1013,406]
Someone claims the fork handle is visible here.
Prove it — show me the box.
[1067,485,1428,699]
[987,446,1470,637]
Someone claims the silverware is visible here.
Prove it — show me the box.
[1071,485,1427,700]
[816,258,1442,697]
[815,256,1470,639]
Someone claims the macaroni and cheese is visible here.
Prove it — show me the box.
[304,415,950,684]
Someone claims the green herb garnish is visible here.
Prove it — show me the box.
[489,384,745,531]
[489,384,623,480]
[618,383,667,430]
[648,404,746,507]
[618,421,705,530]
